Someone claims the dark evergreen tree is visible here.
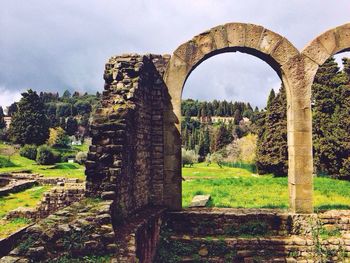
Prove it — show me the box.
[256,85,288,176]
[266,89,275,109]
[66,116,78,136]
[7,103,18,117]
[212,124,232,152]
[312,57,350,177]
[233,109,242,125]
[0,107,6,130]
[9,90,49,145]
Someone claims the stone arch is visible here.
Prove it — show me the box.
[163,23,312,212]
[302,23,350,66]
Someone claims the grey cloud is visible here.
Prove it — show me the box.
[1,0,350,108]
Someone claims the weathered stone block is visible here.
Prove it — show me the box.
[226,23,246,47]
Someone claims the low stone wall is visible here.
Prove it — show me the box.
[166,208,350,236]
[2,172,83,185]
[0,179,37,197]
[2,198,116,262]
[156,208,350,262]
[5,184,85,221]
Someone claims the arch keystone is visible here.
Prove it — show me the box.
[225,23,246,47]
[211,25,228,49]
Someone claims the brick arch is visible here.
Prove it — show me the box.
[162,23,312,212]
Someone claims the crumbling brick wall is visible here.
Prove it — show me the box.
[85,54,170,220]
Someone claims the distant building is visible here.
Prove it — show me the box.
[4,116,12,129]
[191,116,250,124]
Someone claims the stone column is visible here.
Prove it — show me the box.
[283,57,318,214]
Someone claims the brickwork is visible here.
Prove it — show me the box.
[85,54,169,220]
[5,185,85,221]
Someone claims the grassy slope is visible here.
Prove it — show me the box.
[182,163,350,210]
[0,142,85,180]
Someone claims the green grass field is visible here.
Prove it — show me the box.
[0,142,86,180]
[0,185,52,218]
[0,185,52,238]
[182,163,350,210]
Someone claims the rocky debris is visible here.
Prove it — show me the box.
[189,195,211,207]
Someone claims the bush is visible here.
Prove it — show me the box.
[182,148,198,167]
[20,145,37,160]
[47,127,71,148]
[36,145,55,165]
[211,152,224,168]
[75,151,87,164]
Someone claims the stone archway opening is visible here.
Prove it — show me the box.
[163,23,314,213]
[180,51,285,208]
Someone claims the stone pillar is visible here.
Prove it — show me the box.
[283,57,318,214]
[162,55,188,210]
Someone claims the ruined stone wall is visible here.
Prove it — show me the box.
[158,209,350,262]
[85,54,169,220]
[5,185,85,221]
[2,199,116,262]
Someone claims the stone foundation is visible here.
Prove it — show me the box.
[156,208,350,262]
[5,184,85,221]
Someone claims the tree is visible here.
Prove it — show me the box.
[47,127,70,148]
[62,90,71,99]
[0,107,6,130]
[198,127,210,159]
[7,103,18,117]
[9,90,50,145]
[56,103,72,117]
[233,109,242,125]
[266,89,275,109]
[74,101,92,115]
[182,148,198,167]
[256,85,288,176]
[212,124,232,152]
[312,57,350,177]
[65,117,78,136]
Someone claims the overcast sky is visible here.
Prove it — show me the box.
[1,0,350,109]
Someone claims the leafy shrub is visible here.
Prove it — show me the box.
[36,145,55,165]
[182,148,198,167]
[47,127,71,148]
[75,151,87,164]
[0,156,17,168]
[20,144,37,160]
[208,152,224,167]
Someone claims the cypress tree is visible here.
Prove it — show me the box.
[266,89,275,109]
[256,85,288,176]
[233,109,242,125]
[9,89,50,145]
[312,57,349,177]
